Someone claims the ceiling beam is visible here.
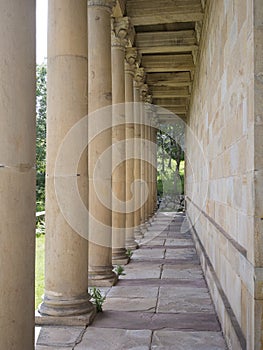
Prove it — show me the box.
[142,54,194,73]
[136,30,197,54]
[127,0,204,25]
[151,86,190,98]
[146,72,192,88]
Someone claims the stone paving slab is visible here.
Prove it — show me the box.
[132,248,165,259]
[75,328,152,350]
[165,238,194,247]
[139,243,165,249]
[165,247,198,260]
[140,239,165,246]
[157,286,214,313]
[91,311,221,331]
[117,278,207,288]
[161,264,204,280]
[119,263,161,279]
[107,286,159,298]
[151,330,227,349]
[167,233,192,239]
[130,258,200,265]
[36,346,72,350]
[104,297,157,312]
[36,326,85,347]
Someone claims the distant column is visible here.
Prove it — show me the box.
[88,0,117,286]
[140,84,150,232]
[144,96,154,223]
[39,0,95,323]
[0,1,35,348]
[152,112,159,215]
[125,48,138,250]
[133,68,145,239]
[111,17,131,264]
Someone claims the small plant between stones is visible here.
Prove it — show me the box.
[126,248,133,259]
[89,287,106,313]
[114,265,126,276]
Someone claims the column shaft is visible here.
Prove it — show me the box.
[111,18,130,264]
[0,1,35,348]
[152,121,158,214]
[125,49,138,250]
[88,0,117,286]
[39,0,95,321]
[133,70,144,239]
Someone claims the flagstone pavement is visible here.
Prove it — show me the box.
[35,212,227,350]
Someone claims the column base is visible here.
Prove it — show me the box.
[134,227,144,239]
[112,248,129,265]
[35,309,96,326]
[140,222,148,234]
[125,238,139,250]
[112,257,130,265]
[88,267,118,287]
[38,293,96,319]
[146,220,151,228]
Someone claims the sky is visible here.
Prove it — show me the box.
[36,0,48,64]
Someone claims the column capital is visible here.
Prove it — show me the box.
[140,83,149,101]
[125,47,139,75]
[134,67,145,88]
[144,94,153,109]
[88,0,116,10]
[125,47,141,65]
[111,17,133,49]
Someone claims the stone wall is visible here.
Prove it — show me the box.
[185,0,260,348]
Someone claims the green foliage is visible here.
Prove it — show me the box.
[157,123,185,196]
[114,265,125,276]
[89,287,106,312]
[35,234,45,309]
[36,219,45,237]
[36,64,47,211]
[126,249,133,259]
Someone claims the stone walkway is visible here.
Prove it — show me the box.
[35,212,227,349]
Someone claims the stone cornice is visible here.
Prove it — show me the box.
[88,0,116,10]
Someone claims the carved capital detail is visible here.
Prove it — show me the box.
[88,0,116,10]
[145,94,153,105]
[111,17,131,48]
[125,47,141,66]
[124,47,137,73]
[134,67,145,88]
[140,84,149,101]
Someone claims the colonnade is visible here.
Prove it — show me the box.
[0,1,159,348]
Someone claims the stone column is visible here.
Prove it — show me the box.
[125,48,138,250]
[152,113,159,216]
[144,97,154,224]
[88,0,117,286]
[150,106,158,219]
[133,67,145,239]
[140,84,150,232]
[0,1,35,348]
[111,17,131,265]
[39,0,95,322]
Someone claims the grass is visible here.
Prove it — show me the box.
[35,234,45,310]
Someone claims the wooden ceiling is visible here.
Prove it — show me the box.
[117,0,206,121]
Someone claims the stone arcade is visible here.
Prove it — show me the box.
[0,0,262,349]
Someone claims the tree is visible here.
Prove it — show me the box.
[157,122,185,195]
[36,64,47,211]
